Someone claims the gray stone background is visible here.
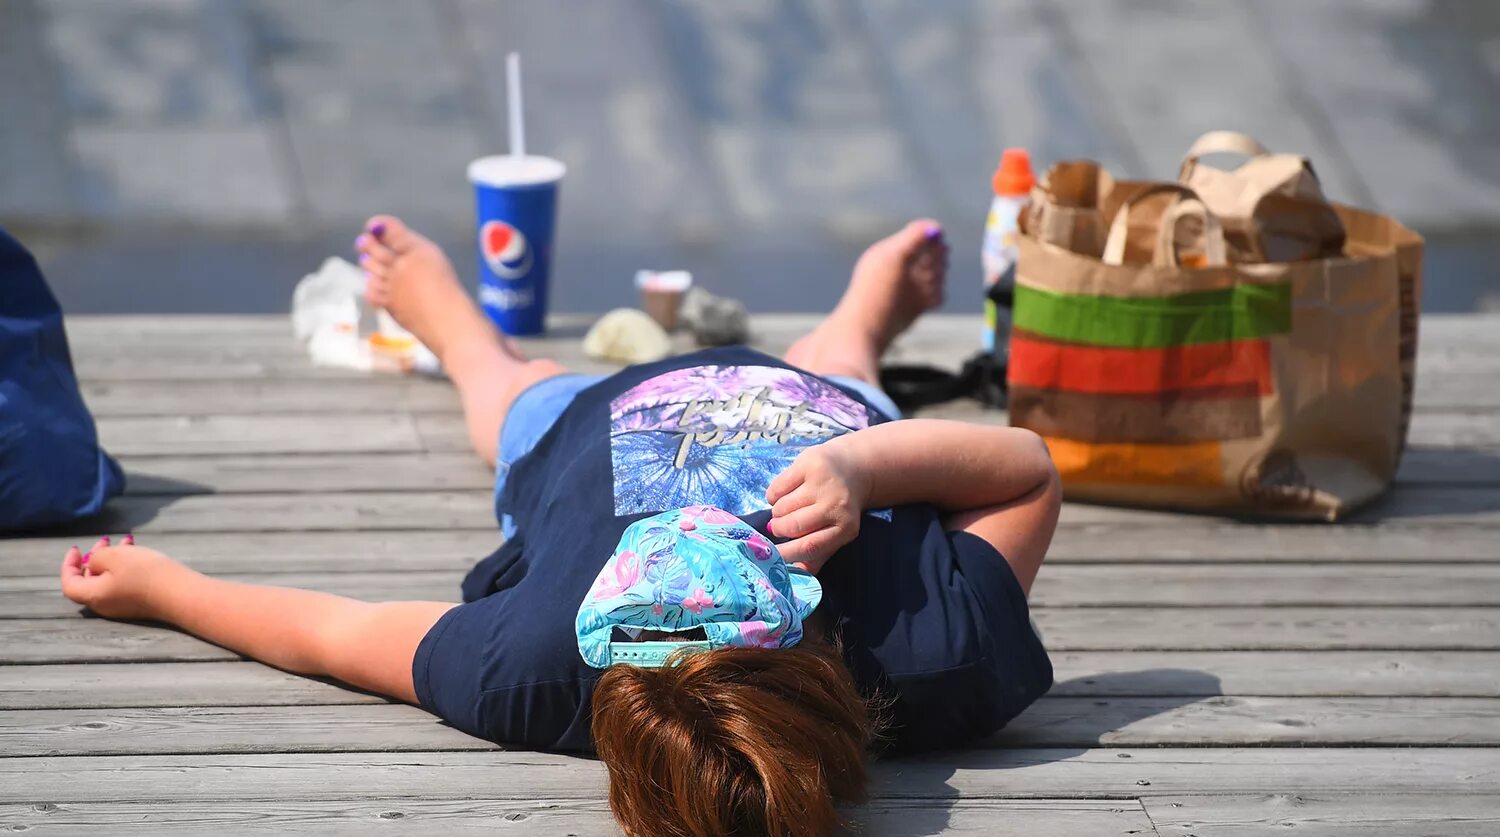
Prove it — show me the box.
[3,0,1498,316]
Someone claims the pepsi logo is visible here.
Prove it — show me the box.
[480,220,533,279]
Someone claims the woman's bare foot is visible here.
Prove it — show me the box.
[784,220,949,383]
[354,215,498,362]
[836,219,948,351]
[354,215,568,467]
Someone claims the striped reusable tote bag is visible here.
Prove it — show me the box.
[1011,185,1406,520]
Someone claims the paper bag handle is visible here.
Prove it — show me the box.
[1178,130,1270,179]
[1157,197,1229,267]
[1103,183,1228,267]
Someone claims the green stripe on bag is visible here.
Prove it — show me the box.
[1014,282,1292,348]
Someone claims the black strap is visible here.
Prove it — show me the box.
[878,350,1007,412]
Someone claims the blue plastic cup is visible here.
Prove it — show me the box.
[467,155,566,336]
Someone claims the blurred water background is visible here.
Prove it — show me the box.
[3,0,1497,316]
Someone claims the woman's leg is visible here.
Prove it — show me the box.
[783,219,949,383]
[355,215,564,468]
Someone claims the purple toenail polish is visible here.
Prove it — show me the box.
[369,222,387,238]
[924,224,943,240]
[359,253,370,264]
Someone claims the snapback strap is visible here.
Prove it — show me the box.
[609,640,713,668]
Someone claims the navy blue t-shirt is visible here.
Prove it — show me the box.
[412,347,1051,753]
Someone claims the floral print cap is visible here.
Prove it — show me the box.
[575,504,822,669]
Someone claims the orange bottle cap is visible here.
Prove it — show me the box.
[992,148,1035,195]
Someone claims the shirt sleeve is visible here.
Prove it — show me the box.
[824,511,1053,751]
[410,596,502,742]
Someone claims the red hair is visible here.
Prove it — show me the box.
[591,640,875,837]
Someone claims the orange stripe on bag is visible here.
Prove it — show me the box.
[1010,332,1274,396]
[1044,437,1225,487]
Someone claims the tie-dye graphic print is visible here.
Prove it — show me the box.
[609,365,871,516]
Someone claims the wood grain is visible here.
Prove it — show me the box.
[0,572,462,618]
[8,607,1499,664]
[0,798,1156,836]
[1144,794,1500,837]
[8,696,1500,757]
[12,650,1500,712]
[4,749,1497,802]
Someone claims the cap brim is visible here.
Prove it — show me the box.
[786,566,822,618]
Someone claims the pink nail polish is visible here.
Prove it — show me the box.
[81,552,90,564]
[123,534,134,545]
[100,536,110,546]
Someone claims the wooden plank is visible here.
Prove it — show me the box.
[11,607,1500,664]
[4,749,1498,802]
[1145,793,1500,837]
[108,448,1495,497]
[1397,447,1500,486]
[35,486,1500,537]
[1050,650,1500,697]
[432,394,1500,451]
[12,564,1500,614]
[11,650,1500,711]
[1029,564,1500,607]
[52,492,496,535]
[0,531,496,577]
[8,696,1500,757]
[1046,525,1500,562]
[97,414,424,456]
[0,572,462,618]
[80,375,1500,423]
[0,663,383,710]
[121,453,493,496]
[59,312,1493,348]
[1053,487,1500,527]
[85,378,461,417]
[5,525,1498,575]
[0,620,239,664]
[997,696,1500,747]
[0,704,485,757]
[1034,607,1500,651]
[0,798,1156,836]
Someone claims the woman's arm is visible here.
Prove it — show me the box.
[767,420,1061,592]
[59,540,455,703]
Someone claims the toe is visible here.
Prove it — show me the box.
[355,233,396,263]
[364,275,392,307]
[365,214,416,252]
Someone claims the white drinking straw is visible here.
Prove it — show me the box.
[506,52,526,158]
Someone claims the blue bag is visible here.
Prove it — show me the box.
[0,226,125,530]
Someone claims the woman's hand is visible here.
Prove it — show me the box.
[60,536,191,621]
[766,438,871,574]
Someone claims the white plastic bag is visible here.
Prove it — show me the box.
[291,257,440,375]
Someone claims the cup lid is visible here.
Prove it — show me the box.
[468,155,567,187]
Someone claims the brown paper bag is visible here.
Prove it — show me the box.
[1009,180,1420,520]
[1178,130,1347,263]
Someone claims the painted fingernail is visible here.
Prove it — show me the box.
[81,552,91,564]
[100,536,110,546]
[123,534,134,545]
[924,224,943,240]
[369,222,387,238]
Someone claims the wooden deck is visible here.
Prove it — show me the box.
[3,312,1499,835]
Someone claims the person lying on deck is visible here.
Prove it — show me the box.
[59,216,1060,837]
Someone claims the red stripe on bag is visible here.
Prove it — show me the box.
[1009,331,1274,396]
